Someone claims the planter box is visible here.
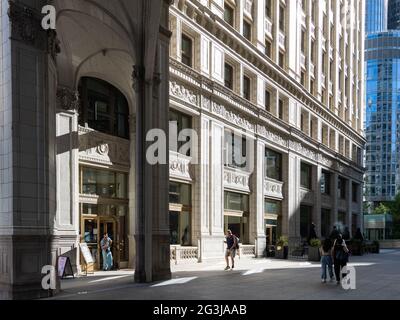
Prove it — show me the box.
[275,246,288,259]
[308,246,320,261]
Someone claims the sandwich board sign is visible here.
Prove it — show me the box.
[79,242,94,274]
[58,256,74,278]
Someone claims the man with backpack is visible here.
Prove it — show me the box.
[224,229,238,270]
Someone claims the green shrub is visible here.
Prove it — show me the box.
[309,238,321,247]
[277,236,288,247]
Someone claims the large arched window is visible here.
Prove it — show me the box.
[78,77,129,139]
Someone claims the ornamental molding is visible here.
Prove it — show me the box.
[78,127,130,166]
[224,167,251,193]
[257,125,288,148]
[212,102,255,132]
[169,151,192,182]
[57,87,80,111]
[170,81,198,106]
[289,141,319,162]
[264,179,284,199]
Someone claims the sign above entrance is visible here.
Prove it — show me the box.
[79,242,94,264]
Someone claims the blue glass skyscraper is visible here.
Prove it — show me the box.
[365,0,400,207]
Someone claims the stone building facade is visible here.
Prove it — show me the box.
[167,0,365,260]
[0,0,172,299]
[0,0,366,299]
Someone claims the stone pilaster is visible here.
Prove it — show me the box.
[0,0,59,299]
[312,165,322,238]
[249,140,266,256]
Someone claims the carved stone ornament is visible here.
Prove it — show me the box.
[170,81,198,105]
[57,87,80,111]
[47,30,61,59]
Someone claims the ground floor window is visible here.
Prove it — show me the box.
[169,182,192,246]
[321,209,331,239]
[300,205,312,240]
[264,199,282,245]
[224,191,249,243]
[352,213,358,236]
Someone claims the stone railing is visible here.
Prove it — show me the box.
[264,178,284,200]
[170,246,199,265]
[239,245,255,257]
[299,187,315,204]
[169,151,192,182]
[224,167,251,193]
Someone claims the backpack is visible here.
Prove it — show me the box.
[234,236,240,249]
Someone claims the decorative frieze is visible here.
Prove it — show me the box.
[257,125,288,148]
[212,103,255,132]
[170,81,198,106]
[78,126,130,166]
[170,151,192,182]
[264,179,284,200]
[289,141,318,162]
[224,167,251,193]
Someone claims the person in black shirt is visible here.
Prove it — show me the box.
[224,230,238,270]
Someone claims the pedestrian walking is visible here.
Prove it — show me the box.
[332,234,349,285]
[100,232,113,271]
[320,238,334,283]
[224,230,238,270]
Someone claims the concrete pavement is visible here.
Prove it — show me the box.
[48,249,400,300]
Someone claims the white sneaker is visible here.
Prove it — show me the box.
[321,279,326,283]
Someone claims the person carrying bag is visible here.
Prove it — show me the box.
[332,234,349,285]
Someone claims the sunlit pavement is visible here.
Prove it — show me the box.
[48,249,400,300]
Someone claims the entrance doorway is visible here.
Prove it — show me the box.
[99,219,117,270]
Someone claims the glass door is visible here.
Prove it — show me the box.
[82,217,99,270]
[99,219,117,270]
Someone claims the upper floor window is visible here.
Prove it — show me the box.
[265,0,272,19]
[352,183,359,202]
[169,109,192,156]
[301,162,312,189]
[243,75,251,100]
[265,148,282,181]
[243,20,252,41]
[321,170,331,195]
[279,5,285,32]
[338,177,347,199]
[181,34,193,67]
[224,130,247,169]
[265,89,271,112]
[279,51,285,68]
[265,39,272,58]
[78,77,129,139]
[224,4,234,27]
[225,63,234,90]
[278,99,284,120]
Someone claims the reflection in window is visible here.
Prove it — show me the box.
[265,148,282,181]
[81,167,128,199]
[301,162,312,189]
[224,130,247,169]
[78,77,129,139]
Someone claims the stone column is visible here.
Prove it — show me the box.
[255,0,266,52]
[0,0,59,299]
[332,172,339,229]
[192,114,210,262]
[312,165,322,238]
[249,140,266,256]
[54,88,80,274]
[133,0,172,283]
[283,152,301,250]
[347,178,353,238]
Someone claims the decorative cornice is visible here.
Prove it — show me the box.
[57,87,80,111]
